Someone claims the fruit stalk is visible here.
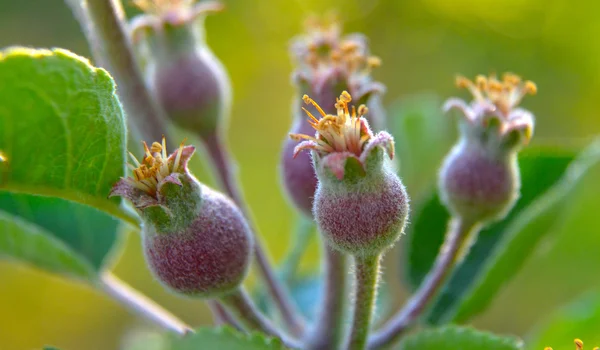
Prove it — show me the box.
[220,289,302,348]
[368,218,480,349]
[346,254,381,350]
[305,246,348,350]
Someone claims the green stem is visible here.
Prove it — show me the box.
[64,0,169,146]
[220,289,301,349]
[203,133,305,336]
[306,245,348,350]
[99,272,192,335]
[368,218,480,349]
[347,254,381,350]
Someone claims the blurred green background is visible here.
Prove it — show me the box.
[1,0,600,349]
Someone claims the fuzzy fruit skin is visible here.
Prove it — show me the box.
[314,168,409,256]
[150,49,227,138]
[141,22,231,138]
[143,185,253,297]
[439,141,520,223]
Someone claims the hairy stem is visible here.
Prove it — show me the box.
[64,0,168,145]
[347,254,381,350]
[99,272,192,335]
[220,289,301,348]
[306,246,349,350]
[203,133,305,336]
[208,301,242,330]
[368,218,480,349]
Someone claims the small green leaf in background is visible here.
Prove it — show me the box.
[397,325,523,350]
[403,147,577,324]
[404,190,449,290]
[0,47,130,281]
[0,193,120,281]
[389,93,453,197]
[0,47,128,221]
[124,327,286,350]
[0,208,93,280]
[527,290,600,350]
[121,329,170,350]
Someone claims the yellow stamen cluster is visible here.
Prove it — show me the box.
[132,0,193,15]
[126,137,185,196]
[299,15,381,77]
[456,73,537,116]
[290,91,371,157]
[544,338,599,350]
[0,151,6,162]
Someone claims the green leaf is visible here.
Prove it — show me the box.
[447,140,600,323]
[527,291,600,350]
[404,147,576,323]
[0,47,130,280]
[122,330,169,350]
[0,210,94,280]
[0,47,130,223]
[398,325,523,350]
[0,192,121,280]
[124,327,286,350]
[390,93,453,196]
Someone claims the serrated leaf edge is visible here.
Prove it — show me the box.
[173,326,287,350]
[402,325,524,349]
[0,47,138,227]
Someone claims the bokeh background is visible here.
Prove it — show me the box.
[1,0,600,349]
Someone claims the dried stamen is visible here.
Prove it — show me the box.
[125,136,185,196]
[290,91,372,157]
[456,73,537,116]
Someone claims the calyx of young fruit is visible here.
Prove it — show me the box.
[281,15,386,216]
[110,137,252,297]
[291,91,409,256]
[130,0,230,139]
[439,73,537,223]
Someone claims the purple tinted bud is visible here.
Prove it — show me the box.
[150,48,227,138]
[439,73,537,223]
[314,170,408,256]
[110,137,252,297]
[291,92,409,256]
[131,1,230,138]
[440,142,519,223]
[143,186,252,296]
